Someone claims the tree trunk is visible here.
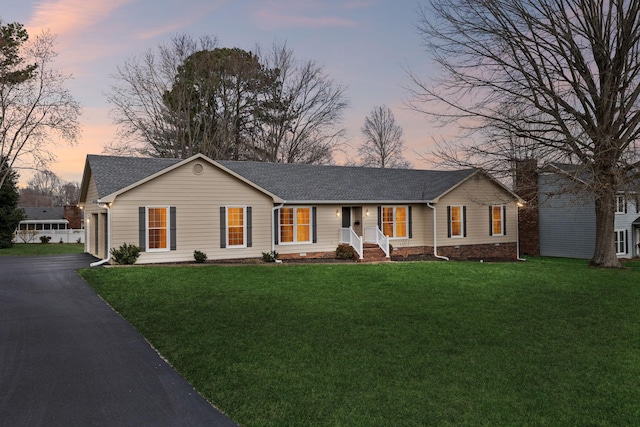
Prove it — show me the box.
[589,185,622,268]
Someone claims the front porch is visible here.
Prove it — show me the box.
[339,226,390,261]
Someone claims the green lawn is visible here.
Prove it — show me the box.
[0,243,84,256]
[80,258,640,426]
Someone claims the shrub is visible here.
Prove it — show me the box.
[335,244,356,260]
[16,229,38,243]
[262,251,279,263]
[39,235,51,244]
[194,250,207,263]
[110,243,141,265]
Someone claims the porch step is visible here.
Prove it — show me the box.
[361,244,390,262]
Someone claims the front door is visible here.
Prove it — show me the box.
[341,206,363,236]
[342,207,351,228]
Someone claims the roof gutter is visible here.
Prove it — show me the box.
[426,202,449,261]
[90,202,111,267]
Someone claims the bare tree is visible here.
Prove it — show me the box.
[251,42,348,164]
[57,181,80,206]
[358,105,410,168]
[0,21,81,188]
[106,34,219,157]
[24,169,60,206]
[407,0,640,268]
[107,38,348,164]
[19,169,79,206]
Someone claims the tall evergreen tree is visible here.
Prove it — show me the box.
[0,158,23,248]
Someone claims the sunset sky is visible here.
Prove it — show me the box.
[4,1,444,186]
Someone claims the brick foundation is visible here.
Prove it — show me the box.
[278,251,338,260]
[436,242,518,260]
[279,243,519,262]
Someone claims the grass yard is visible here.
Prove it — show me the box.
[0,243,84,256]
[80,258,640,426]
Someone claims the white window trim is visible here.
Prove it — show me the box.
[615,195,626,214]
[450,205,464,239]
[614,229,626,255]
[491,205,505,237]
[226,205,247,248]
[279,207,312,245]
[146,206,170,252]
[382,206,408,240]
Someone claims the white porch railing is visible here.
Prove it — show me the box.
[339,227,363,259]
[364,226,390,258]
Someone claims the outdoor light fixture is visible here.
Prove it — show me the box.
[366,209,370,216]
[336,209,340,217]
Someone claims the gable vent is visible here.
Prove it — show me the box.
[193,163,204,175]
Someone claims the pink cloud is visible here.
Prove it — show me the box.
[135,1,227,40]
[27,0,132,36]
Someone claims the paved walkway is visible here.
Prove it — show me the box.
[0,253,237,426]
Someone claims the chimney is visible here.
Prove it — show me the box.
[64,205,82,229]
[514,159,539,256]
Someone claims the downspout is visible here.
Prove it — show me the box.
[427,202,449,261]
[516,202,526,261]
[90,202,111,267]
[271,202,285,254]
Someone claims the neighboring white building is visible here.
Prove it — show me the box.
[14,207,84,244]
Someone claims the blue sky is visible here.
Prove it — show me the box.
[4,0,443,184]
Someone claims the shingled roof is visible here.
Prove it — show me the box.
[83,154,479,202]
[86,155,181,199]
[218,161,477,202]
[20,207,66,221]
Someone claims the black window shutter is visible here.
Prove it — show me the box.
[626,230,629,254]
[502,205,507,235]
[220,207,226,248]
[377,206,382,229]
[463,206,467,237]
[408,206,413,238]
[312,207,317,243]
[170,207,177,250]
[274,208,279,245]
[489,206,493,236]
[246,207,252,248]
[138,207,146,251]
[447,206,451,238]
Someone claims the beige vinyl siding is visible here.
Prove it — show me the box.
[384,204,433,250]
[110,159,274,264]
[276,204,343,255]
[436,173,518,246]
[275,203,434,256]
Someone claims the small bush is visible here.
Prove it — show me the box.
[110,243,141,265]
[336,244,356,260]
[39,235,51,244]
[262,251,279,263]
[17,229,38,243]
[194,250,207,263]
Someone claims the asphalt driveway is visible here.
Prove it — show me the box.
[0,253,237,427]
